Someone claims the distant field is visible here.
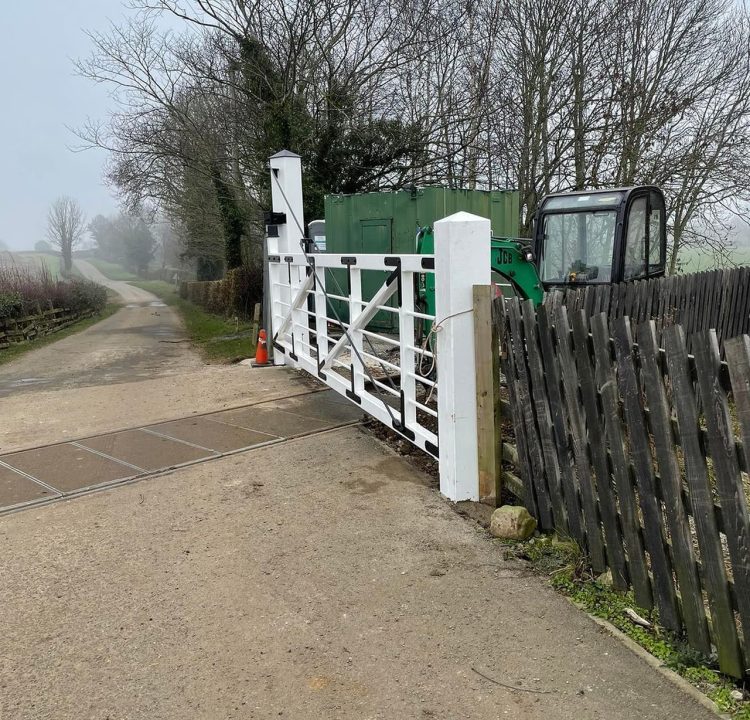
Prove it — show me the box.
[675,246,750,273]
[0,251,63,278]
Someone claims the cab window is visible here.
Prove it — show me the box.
[540,211,616,284]
[624,197,647,280]
[648,191,666,275]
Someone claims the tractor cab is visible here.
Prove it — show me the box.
[533,186,667,288]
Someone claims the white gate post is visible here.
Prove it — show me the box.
[434,212,492,501]
[268,150,307,365]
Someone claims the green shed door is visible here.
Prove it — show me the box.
[360,218,392,252]
[360,219,394,330]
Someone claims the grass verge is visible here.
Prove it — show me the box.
[0,303,119,367]
[503,535,750,718]
[84,258,139,281]
[129,280,256,362]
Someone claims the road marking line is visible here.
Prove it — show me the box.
[0,459,62,496]
[69,441,148,473]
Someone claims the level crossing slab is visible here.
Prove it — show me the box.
[0,389,362,514]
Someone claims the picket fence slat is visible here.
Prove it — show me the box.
[521,300,568,532]
[507,300,554,530]
[662,325,744,677]
[739,269,748,335]
[691,273,703,337]
[569,310,630,589]
[702,272,715,340]
[693,331,750,663]
[612,316,680,629]
[551,306,608,574]
[728,270,743,341]
[726,334,750,484]
[709,269,719,327]
[636,321,712,654]
[498,299,539,520]
[734,268,750,338]
[536,305,585,549]
[637,279,649,324]
[590,313,653,610]
[718,270,733,348]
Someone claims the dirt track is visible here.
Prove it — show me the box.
[74,259,164,305]
[0,260,202,398]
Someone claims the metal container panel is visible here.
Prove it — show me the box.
[323,187,520,329]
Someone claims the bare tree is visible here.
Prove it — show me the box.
[74,0,750,273]
[47,197,86,274]
[486,0,750,263]
[75,2,441,269]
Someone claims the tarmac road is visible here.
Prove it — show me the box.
[0,260,201,398]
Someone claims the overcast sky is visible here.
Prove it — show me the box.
[0,1,151,250]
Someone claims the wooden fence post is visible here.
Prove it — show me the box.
[473,285,501,505]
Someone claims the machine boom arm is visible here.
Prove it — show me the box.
[490,238,544,305]
[417,228,544,315]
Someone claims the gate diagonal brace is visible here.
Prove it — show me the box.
[273,272,315,343]
[320,274,399,372]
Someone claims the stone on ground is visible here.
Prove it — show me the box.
[489,504,537,540]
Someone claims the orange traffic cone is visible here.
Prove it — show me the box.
[254,329,269,366]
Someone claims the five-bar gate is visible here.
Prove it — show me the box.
[265,150,490,501]
[269,251,439,457]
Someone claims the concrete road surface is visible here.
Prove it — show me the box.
[0,413,717,720]
[0,260,201,397]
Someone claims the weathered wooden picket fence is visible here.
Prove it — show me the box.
[546,265,750,354]
[497,295,750,678]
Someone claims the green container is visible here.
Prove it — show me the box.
[323,187,520,329]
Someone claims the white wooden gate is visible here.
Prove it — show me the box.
[265,150,490,501]
[269,251,439,457]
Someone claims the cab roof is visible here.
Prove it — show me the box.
[539,186,660,213]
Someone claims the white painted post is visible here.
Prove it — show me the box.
[348,267,366,394]
[313,260,329,372]
[434,212,492,501]
[268,150,307,366]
